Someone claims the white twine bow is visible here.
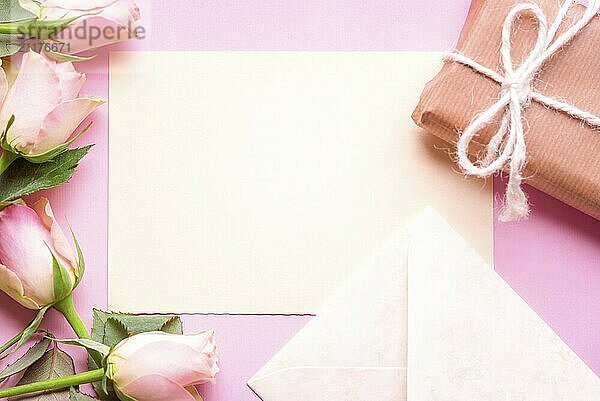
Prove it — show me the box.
[445,0,600,221]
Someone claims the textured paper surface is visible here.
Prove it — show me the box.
[407,208,600,400]
[413,0,600,220]
[248,229,409,401]
[108,52,492,314]
[249,207,600,401]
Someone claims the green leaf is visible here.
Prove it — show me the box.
[1,114,15,146]
[0,37,22,57]
[115,314,185,336]
[69,388,99,401]
[71,229,85,287]
[0,306,49,360]
[45,50,95,63]
[101,319,129,349]
[51,338,110,358]
[22,122,94,164]
[52,251,74,302]
[0,0,35,22]
[160,316,184,335]
[0,198,24,210]
[0,119,13,153]
[13,345,75,401]
[0,145,92,202]
[12,307,49,354]
[0,338,49,383]
[91,310,184,342]
[99,375,111,399]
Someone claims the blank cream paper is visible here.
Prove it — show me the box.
[108,52,492,314]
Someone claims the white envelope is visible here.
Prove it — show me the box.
[248,207,600,400]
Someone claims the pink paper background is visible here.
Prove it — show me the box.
[1,1,599,400]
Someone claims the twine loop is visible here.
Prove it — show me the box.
[444,0,600,221]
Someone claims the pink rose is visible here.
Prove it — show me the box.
[107,331,220,401]
[0,51,104,160]
[40,0,141,54]
[0,199,81,309]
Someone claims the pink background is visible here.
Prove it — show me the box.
[1,1,599,400]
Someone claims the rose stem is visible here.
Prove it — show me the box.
[53,294,103,366]
[0,368,104,398]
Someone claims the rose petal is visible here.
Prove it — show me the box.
[55,14,135,54]
[51,59,86,101]
[30,97,105,155]
[0,205,55,306]
[42,0,119,11]
[0,264,40,309]
[111,331,215,361]
[120,375,199,401]
[114,340,213,387]
[95,0,139,23]
[40,5,85,20]
[0,52,61,151]
[41,0,140,54]
[32,198,78,273]
[128,0,140,20]
[0,62,8,107]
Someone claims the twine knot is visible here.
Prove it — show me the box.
[444,0,600,221]
[502,76,533,106]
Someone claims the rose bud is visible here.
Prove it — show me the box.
[106,331,219,401]
[0,51,104,162]
[39,0,141,55]
[0,199,82,309]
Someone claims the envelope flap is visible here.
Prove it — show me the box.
[407,207,600,400]
[248,229,410,393]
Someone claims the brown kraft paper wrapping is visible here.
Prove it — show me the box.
[412,0,600,220]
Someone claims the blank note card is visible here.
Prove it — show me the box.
[108,52,492,314]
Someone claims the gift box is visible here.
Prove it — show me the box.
[412,0,600,221]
